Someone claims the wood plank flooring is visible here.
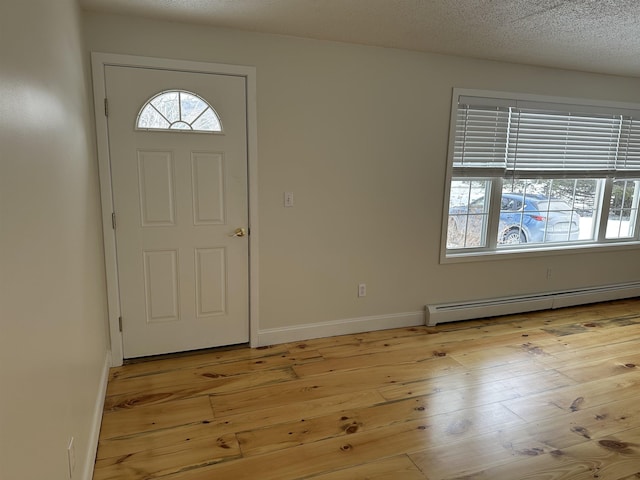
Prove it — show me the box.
[93,299,640,480]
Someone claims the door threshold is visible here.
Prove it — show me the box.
[123,342,250,365]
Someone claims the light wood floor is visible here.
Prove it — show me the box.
[93,299,640,480]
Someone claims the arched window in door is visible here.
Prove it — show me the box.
[136,90,223,132]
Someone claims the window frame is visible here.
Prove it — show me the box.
[135,89,224,134]
[441,89,640,263]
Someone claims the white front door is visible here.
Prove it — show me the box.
[105,65,249,358]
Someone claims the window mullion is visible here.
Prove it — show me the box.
[485,178,503,249]
[630,180,640,240]
[597,178,614,242]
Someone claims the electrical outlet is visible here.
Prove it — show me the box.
[67,437,76,478]
[546,268,552,280]
[284,192,294,207]
[358,283,366,297]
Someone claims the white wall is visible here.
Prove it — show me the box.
[0,2,109,479]
[82,12,640,337]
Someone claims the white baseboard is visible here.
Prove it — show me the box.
[81,350,111,480]
[256,311,425,346]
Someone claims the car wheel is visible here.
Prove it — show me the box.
[501,227,526,244]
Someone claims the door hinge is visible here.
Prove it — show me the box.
[104,98,109,117]
[118,316,123,332]
[111,212,116,229]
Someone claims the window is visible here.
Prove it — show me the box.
[136,90,222,132]
[444,90,640,258]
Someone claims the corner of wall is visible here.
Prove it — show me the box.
[81,350,111,480]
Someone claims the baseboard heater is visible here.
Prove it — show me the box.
[426,281,640,326]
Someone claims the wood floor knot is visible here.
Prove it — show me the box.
[598,439,634,454]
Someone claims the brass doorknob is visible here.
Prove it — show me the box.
[230,227,247,238]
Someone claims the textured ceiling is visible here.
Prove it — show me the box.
[80,0,640,77]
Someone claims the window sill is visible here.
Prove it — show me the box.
[441,240,640,264]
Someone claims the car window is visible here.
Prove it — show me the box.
[538,200,573,211]
[501,198,522,211]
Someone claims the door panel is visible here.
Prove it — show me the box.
[105,66,249,358]
[143,250,179,322]
[195,247,227,316]
[191,152,226,225]
[137,150,176,226]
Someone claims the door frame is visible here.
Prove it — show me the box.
[91,52,259,366]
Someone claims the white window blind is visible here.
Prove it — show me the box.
[618,118,640,173]
[452,95,640,178]
[453,98,510,175]
[507,108,620,175]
